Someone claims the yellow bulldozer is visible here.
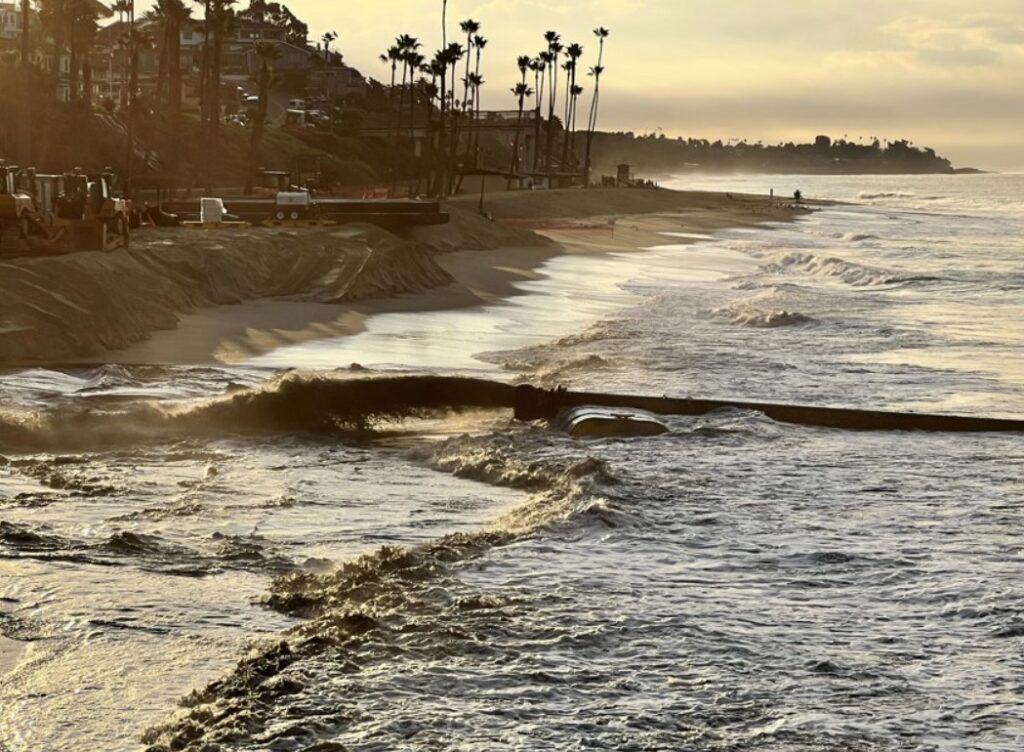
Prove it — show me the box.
[51,169,131,252]
[0,163,130,257]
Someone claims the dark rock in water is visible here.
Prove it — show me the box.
[993,624,1024,639]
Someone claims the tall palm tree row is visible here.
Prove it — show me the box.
[583,27,610,184]
[542,31,562,172]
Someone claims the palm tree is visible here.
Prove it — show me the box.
[203,0,237,191]
[459,19,479,116]
[395,34,419,137]
[380,43,401,185]
[560,42,583,171]
[245,41,280,194]
[508,81,533,188]
[321,30,338,62]
[530,56,545,170]
[469,35,487,162]
[165,1,191,132]
[542,31,562,172]
[441,0,447,47]
[466,71,484,166]
[406,50,425,142]
[583,27,609,184]
[444,42,464,191]
[112,0,132,107]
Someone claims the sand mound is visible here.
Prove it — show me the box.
[0,208,548,365]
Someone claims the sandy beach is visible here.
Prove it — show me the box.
[0,188,807,367]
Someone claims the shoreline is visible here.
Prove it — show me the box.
[0,189,809,368]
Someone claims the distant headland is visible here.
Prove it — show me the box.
[589,132,979,175]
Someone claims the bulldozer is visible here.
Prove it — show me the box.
[50,169,130,252]
[0,162,45,257]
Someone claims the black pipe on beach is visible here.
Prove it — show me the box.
[512,384,1024,433]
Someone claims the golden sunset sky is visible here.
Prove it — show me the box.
[170,1,1024,170]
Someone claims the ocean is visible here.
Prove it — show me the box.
[1,174,1022,751]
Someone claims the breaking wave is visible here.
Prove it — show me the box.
[761,251,942,288]
[141,427,622,751]
[0,373,517,453]
[0,521,293,576]
[721,309,817,328]
[857,191,917,199]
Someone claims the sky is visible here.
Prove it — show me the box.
[167,1,1024,170]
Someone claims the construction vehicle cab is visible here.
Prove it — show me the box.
[0,162,42,256]
[255,169,292,195]
[293,155,324,193]
[52,169,130,252]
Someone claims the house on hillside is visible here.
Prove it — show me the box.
[0,1,29,42]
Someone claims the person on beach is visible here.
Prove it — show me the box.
[770,188,774,201]
[794,189,802,203]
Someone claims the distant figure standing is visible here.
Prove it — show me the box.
[770,188,774,202]
[794,189,802,203]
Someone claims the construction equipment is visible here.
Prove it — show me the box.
[51,169,130,252]
[0,162,46,257]
[292,154,324,193]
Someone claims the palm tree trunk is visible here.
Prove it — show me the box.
[82,60,93,110]
[392,59,408,196]
[245,60,270,195]
[207,22,223,192]
[560,67,572,168]
[544,56,558,173]
[20,0,30,65]
[471,47,482,163]
[584,81,600,183]
[156,23,169,105]
[532,69,543,171]
[169,16,182,196]
[68,10,79,104]
[199,0,211,127]
[433,67,447,197]
[508,99,524,190]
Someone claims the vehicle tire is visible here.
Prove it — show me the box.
[0,222,15,256]
[118,214,130,248]
[289,211,300,221]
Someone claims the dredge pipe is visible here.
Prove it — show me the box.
[513,385,1024,433]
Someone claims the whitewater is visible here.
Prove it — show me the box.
[1,174,1022,751]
